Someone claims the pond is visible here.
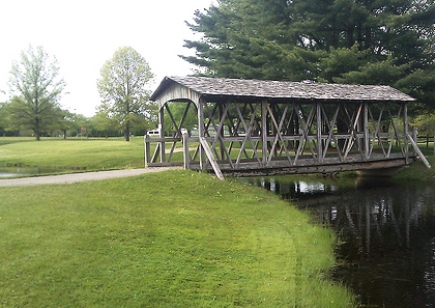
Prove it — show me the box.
[244,175,435,307]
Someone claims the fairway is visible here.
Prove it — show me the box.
[0,170,355,307]
[0,137,148,174]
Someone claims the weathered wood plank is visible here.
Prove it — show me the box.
[406,132,431,169]
[199,137,225,180]
[196,157,414,177]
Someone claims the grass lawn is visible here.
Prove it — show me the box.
[0,170,355,307]
[0,137,147,172]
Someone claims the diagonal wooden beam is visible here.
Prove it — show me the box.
[321,104,343,162]
[199,137,225,180]
[266,103,292,166]
[294,104,317,163]
[235,102,262,167]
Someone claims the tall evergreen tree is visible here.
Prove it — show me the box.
[182,0,435,107]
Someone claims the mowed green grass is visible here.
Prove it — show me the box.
[0,137,146,171]
[0,170,355,307]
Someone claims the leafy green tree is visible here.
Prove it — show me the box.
[0,102,9,136]
[71,114,91,138]
[183,0,435,107]
[54,108,76,139]
[90,110,120,138]
[412,112,435,134]
[7,45,66,140]
[163,102,198,135]
[97,46,154,141]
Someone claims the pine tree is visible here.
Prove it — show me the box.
[182,0,435,108]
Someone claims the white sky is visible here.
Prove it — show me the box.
[0,0,214,116]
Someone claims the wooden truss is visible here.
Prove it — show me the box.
[145,99,420,179]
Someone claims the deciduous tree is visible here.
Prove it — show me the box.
[97,46,154,141]
[7,45,66,140]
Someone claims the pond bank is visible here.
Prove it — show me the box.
[0,170,355,306]
[393,156,435,182]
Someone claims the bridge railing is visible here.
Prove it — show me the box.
[144,128,414,175]
[144,100,426,176]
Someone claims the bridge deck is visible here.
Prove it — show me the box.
[146,143,415,177]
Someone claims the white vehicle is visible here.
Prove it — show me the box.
[147,129,160,137]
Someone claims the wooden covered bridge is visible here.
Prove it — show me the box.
[146,76,427,180]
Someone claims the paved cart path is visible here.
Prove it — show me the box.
[0,167,180,187]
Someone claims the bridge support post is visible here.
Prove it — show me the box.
[407,132,431,169]
[198,98,206,170]
[404,103,410,164]
[261,100,268,166]
[363,103,370,160]
[199,137,225,180]
[158,107,165,163]
[144,135,150,168]
[182,130,190,170]
[317,102,323,163]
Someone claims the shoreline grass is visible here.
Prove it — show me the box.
[393,154,435,182]
[0,170,355,306]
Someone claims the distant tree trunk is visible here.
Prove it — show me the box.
[125,121,130,141]
[34,118,41,141]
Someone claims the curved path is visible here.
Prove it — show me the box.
[0,167,180,187]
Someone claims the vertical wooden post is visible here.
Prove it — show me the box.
[144,134,150,168]
[433,129,435,156]
[158,107,165,163]
[219,103,225,160]
[404,103,409,163]
[316,102,323,163]
[363,102,369,160]
[198,97,206,170]
[182,130,190,170]
[262,100,268,166]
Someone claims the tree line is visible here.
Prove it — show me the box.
[0,46,157,141]
[2,0,434,140]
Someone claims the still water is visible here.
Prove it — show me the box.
[245,175,435,307]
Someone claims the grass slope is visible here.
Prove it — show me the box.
[0,170,354,307]
[394,154,435,182]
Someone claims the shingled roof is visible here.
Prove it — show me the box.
[151,76,415,103]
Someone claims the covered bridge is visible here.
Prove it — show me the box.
[146,76,426,180]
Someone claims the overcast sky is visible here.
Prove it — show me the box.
[0,0,214,116]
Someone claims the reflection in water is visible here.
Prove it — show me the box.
[246,176,435,307]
